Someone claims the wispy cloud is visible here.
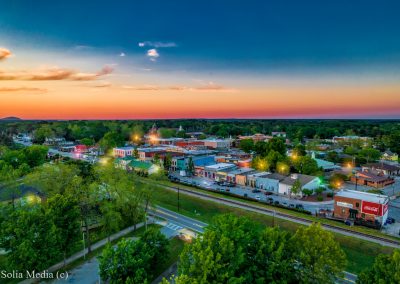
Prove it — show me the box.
[147,49,159,61]
[138,41,177,48]
[0,65,114,81]
[0,48,12,61]
[0,86,47,93]
[121,82,237,92]
[73,45,92,50]
[119,52,126,57]
[122,85,159,90]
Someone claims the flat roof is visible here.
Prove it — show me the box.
[335,189,389,204]
[114,146,135,151]
[227,168,255,175]
[205,163,236,170]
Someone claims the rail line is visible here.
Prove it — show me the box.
[155,182,400,247]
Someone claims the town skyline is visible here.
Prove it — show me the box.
[1,0,400,119]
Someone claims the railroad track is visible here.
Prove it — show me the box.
[155,182,400,247]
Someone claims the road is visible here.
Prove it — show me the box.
[171,172,334,213]
[144,179,400,248]
[49,208,202,284]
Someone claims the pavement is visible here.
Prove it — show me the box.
[171,172,335,213]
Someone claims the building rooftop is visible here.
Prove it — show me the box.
[335,189,389,204]
[114,146,135,151]
[281,174,318,186]
[365,163,400,172]
[227,168,255,175]
[265,173,286,181]
[205,163,236,170]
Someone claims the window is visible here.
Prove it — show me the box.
[356,202,360,208]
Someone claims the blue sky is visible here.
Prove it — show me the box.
[1,0,400,119]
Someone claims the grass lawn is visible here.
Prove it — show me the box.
[142,177,400,241]
[145,181,394,274]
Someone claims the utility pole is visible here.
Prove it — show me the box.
[177,187,180,212]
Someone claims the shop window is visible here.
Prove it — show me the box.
[356,202,360,208]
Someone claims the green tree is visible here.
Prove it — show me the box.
[99,131,125,152]
[177,214,260,283]
[239,139,255,153]
[290,223,347,284]
[187,157,195,176]
[22,145,48,168]
[358,148,381,164]
[291,179,302,196]
[293,144,307,156]
[293,156,319,175]
[100,202,122,242]
[0,204,61,272]
[357,249,400,284]
[33,125,55,144]
[99,228,169,283]
[46,194,81,266]
[267,137,287,156]
[80,137,94,146]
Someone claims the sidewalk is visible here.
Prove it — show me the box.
[20,221,147,284]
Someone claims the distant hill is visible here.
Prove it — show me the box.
[0,116,22,121]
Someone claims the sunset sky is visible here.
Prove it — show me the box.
[1,0,400,119]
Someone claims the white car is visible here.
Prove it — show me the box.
[255,195,261,201]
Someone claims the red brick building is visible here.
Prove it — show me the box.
[334,190,389,226]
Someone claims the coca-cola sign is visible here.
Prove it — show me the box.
[361,201,382,216]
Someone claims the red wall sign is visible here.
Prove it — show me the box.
[361,201,382,216]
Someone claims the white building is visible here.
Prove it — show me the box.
[113,146,135,158]
[278,173,320,197]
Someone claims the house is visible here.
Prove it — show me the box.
[257,173,286,193]
[114,156,135,169]
[381,150,398,162]
[235,169,258,186]
[137,147,167,161]
[271,132,286,138]
[278,174,320,197]
[171,155,215,172]
[127,160,159,175]
[203,163,236,180]
[363,163,400,176]
[74,144,88,153]
[113,146,136,158]
[351,170,395,188]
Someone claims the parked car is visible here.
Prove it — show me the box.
[267,198,274,203]
[295,204,304,209]
[255,195,261,201]
[289,204,295,208]
[387,217,396,224]
[252,189,261,193]
[226,183,235,187]
[244,193,248,198]
[225,188,230,192]
[264,191,273,195]
[282,202,288,207]
[274,201,280,205]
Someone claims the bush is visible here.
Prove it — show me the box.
[327,192,334,198]
[317,195,323,201]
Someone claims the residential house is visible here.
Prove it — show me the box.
[351,170,395,188]
[362,163,400,176]
[113,146,136,158]
[381,150,398,162]
[278,174,320,197]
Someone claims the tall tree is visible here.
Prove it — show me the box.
[290,223,347,284]
[357,249,400,284]
[46,194,81,266]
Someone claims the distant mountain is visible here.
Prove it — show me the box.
[0,116,22,121]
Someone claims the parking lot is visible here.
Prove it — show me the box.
[169,172,334,213]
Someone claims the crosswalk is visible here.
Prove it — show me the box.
[165,223,183,231]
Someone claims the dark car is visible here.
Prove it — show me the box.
[267,198,274,203]
[295,204,304,209]
[244,193,248,198]
[225,188,230,192]
[252,189,261,193]
[226,183,235,187]
[274,201,280,205]
[387,217,396,224]
[264,191,273,196]
[289,204,295,208]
